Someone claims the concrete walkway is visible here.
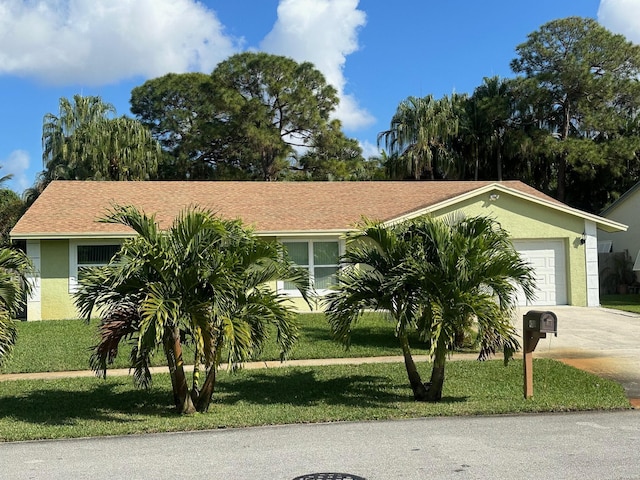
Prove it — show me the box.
[0,353,479,382]
[2,305,639,406]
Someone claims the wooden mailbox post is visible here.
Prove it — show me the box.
[523,310,558,399]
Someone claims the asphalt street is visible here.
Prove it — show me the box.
[1,410,639,480]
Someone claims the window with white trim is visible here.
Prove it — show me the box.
[69,240,122,292]
[279,240,341,295]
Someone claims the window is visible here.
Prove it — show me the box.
[280,240,341,295]
[77,245,120,279]
[69,241,122,292]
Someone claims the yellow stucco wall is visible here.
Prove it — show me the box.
[429,194,586,305]
[40,240,79,320]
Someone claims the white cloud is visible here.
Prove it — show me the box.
[359,140,381,160]
[0,150,31,192]
[598,0,640,44]
[0,0,241,85]
[260,0,374,130]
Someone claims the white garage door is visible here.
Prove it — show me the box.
[512,240,567,306]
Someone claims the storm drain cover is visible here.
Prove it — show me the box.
[292,474,366,480]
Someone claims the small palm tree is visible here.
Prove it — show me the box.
[0,248,34,365]
[325,220,429,399]
[74,205,309,414]
[326,215,536,402]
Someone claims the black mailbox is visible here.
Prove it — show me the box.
[524,310,557,336]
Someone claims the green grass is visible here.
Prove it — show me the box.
[600,294,640,314]
[0,313,430,374]
[0,359,629,442]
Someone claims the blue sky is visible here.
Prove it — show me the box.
[1,0,637,194]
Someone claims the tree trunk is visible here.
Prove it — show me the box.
[496,141,503,181]
[556,101,571,203]
[398,332,428,401]
[168,326,196,414]
[191,343,201,404]
[556,155,567,203]
[195,365,217,412]
[163,333,180,410]
[426,336,447,402]
[473,143,479,181]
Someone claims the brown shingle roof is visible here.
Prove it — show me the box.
[11,180,562,238]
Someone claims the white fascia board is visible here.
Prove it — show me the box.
[10,233,136,241]
[256,229,349,238]
[12,229,351,241]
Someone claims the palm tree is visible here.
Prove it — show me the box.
[70,117,162,180]
[324,220,430,400]
[42,95,116,181]
[325,215,536,402]
[38,95,162,195]
[378,95,459,179]
[470,76,518,181]
[74,205,309,414]
[0,248,34,365]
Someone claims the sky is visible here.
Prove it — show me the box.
[1,0,639,194]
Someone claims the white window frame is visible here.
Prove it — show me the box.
[277,238,343,297]
[69,239,123,293]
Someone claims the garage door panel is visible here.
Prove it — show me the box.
[513,240,567,306]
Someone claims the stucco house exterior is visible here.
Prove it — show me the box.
[11,180,626,321]
[599,181,640,279]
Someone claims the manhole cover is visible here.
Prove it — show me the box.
[292,474,366,480]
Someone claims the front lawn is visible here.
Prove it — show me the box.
[1,313,430,374]
[0,359,629,442]
[600,294,640,314]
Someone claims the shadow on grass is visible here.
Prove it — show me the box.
[0,366,471,426]
[0,380,174,425]
[217,368,468,407]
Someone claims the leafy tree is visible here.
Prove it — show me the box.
[291,119,368,180]
[131,53,341,181]
[0,168,25,245]
[130,72,221,180]
[511,16,640,206]
[326,215,535,402]
[0,248,34,365]
[0,189,25,246]
[74,205,309,414]
[211,52,339,180]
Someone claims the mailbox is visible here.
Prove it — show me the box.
[524,310,557,337]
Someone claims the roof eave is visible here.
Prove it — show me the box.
[600,180,640,216]
[10,232,137,241]
[11,229,351,241]
[382,183,628,232]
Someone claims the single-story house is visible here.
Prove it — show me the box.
[599,181,640,280]
[11,180,627,321]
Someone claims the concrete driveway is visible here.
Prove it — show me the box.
[515,306,640,404]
